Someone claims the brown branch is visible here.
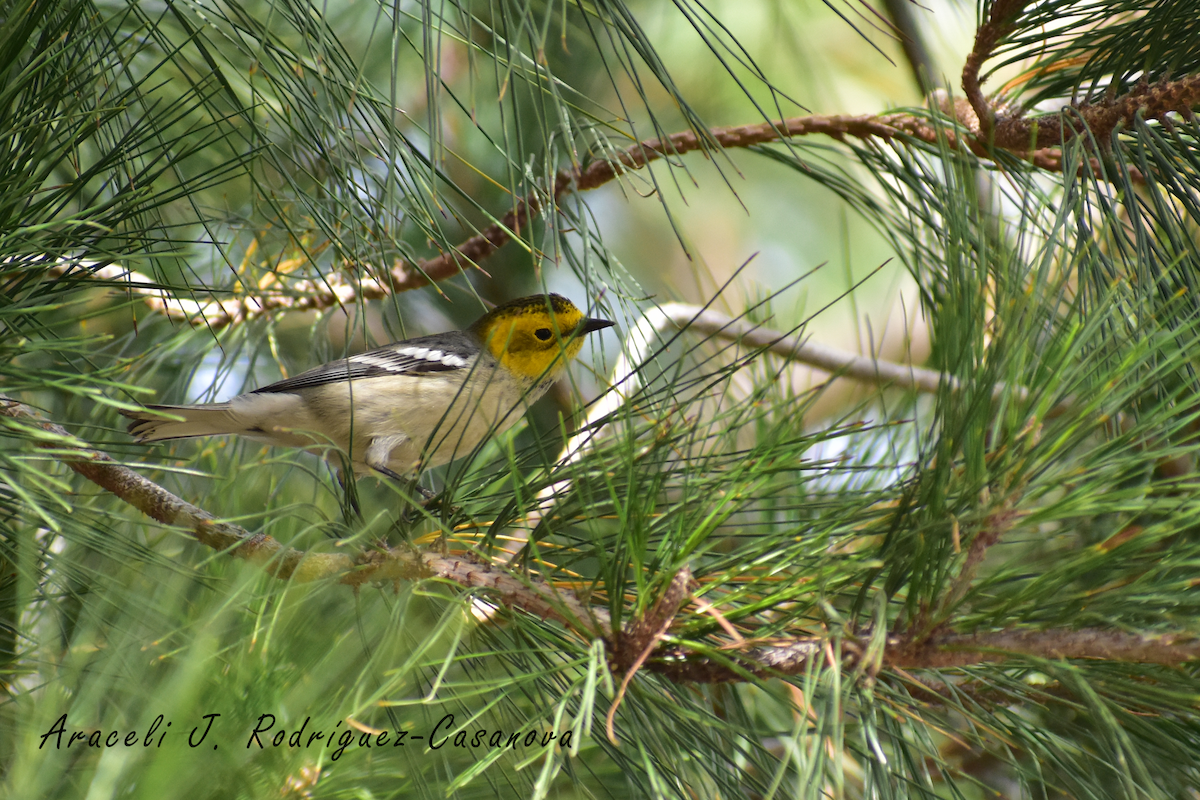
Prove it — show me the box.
[961,0,1031,138]
[648,627,1200,684]
[606,566,691,743]
[612,566,692,672]
[0,396,334,579]
[890,628,1200,669]
[66,109,1113,329]
[42,1,1193,331]
[993,75,1200,152]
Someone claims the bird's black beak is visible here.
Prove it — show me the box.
[578,317,616,335]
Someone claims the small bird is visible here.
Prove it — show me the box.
[123,294,615,483]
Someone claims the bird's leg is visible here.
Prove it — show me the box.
[370,463,426,521]
[370,463,408,484]
[366,439,460,543]
[367,438,438,500]
[365,437,436,518]
[368,463,437,500]
[335,463,363,522]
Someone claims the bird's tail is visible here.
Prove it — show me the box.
[121,404,238,442]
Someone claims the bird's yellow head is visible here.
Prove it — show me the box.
[469,294,615,382]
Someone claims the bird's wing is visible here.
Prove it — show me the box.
[252,332,479,394]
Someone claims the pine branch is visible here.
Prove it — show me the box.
[0,396,318,576]
[891,628,1200,668]
[60,1,1200,331]
[0,395,608,637]
[651,628,1200,684]
[996,75,1200,151]
[20,394,1186,691]
[62,113,1134,328]
[7,367,1200,701]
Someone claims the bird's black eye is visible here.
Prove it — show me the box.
[534,327,553,341]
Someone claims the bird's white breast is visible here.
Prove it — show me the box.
[292,364,539,475]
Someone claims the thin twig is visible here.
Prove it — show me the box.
[606,567,691,744]
[961,0,1030,138]
[937,502,1022,618]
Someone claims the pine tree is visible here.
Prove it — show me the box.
[3,0,1200,797]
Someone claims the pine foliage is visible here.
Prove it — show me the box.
[3,0,1200,798]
